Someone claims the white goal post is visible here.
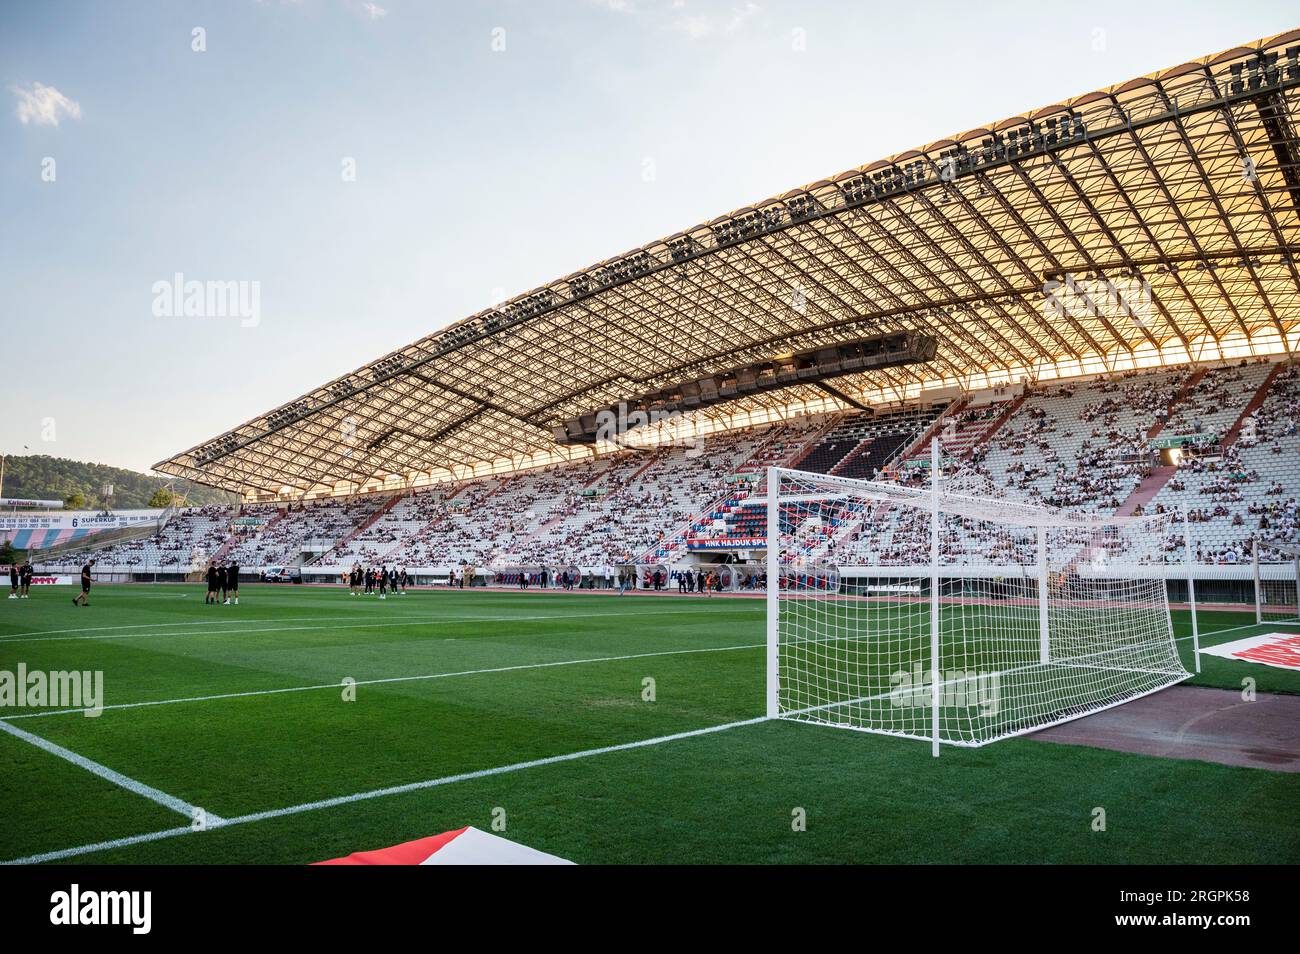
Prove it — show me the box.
[1253,540,1300,624]
[765,460,1190,755]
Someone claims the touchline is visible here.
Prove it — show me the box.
[50,885,151,934]
[0,665,103,716]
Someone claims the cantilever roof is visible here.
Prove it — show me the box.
[157,29,1300,499]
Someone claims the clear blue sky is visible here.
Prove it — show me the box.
[1,0,1294,473]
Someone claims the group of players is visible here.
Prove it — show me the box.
[348,565,409,599]
[6,560,35,599]
[204,560,241,605]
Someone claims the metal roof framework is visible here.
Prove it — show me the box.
[155,30,1300,499]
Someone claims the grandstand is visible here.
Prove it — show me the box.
[46,353,1300,591]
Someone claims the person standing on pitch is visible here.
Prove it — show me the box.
[19,560,33,598]
[205,561,218,604]
[215,562,227,605]
[226,561,240,605]
[73,559,94,606]
[7,563,17,599]
[378,565,388,600]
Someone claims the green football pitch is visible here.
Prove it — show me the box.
[1,584,1297,865]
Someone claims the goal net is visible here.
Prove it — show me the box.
[766,465,1190,753]
[1253,541,1300,624]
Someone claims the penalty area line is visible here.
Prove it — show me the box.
[0,718,218,826]
[1178,619,1300,643]
[2,716,769,865]
[0,607,754,645]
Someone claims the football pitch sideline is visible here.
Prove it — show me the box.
[1,584,1297,865]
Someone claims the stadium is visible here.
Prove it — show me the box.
[2,7,1299,891]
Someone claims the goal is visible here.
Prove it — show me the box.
[1253,540,1300,624]
[765,460,1190,755]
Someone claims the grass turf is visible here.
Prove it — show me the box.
[0,583,1297,864]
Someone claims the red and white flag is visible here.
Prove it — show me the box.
[314,827,574,865]
[1199,632,1300,671]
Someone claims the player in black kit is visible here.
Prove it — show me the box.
[225,561,240,605]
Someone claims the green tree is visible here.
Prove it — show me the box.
[64,492,86,509]
[148,488,174,508]
[0,454,236,509]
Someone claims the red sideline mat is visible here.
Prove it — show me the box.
[1199,632,1300,670]
[314,827,574,865]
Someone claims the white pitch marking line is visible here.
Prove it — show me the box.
[0,718,218,824]
[3,641,766,720]
[2,716,769,865]
[0,613,396,639]
[3,825,197,866]
[0,608,757,645]
[0,603,760,641]
[0,616,556,645]
[1178,620,1300,643]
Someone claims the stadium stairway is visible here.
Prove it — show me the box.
[1107,370,1205,517]
[861,393,1024,484]
[372,487,468,566]
[639,419,823,563]
[1146,367,1206,440]
[312,491,407,564]
[829,431,911,479]
[883,397,967,474]
[963,394,1026,458]
[1222,361,1285,446]
[208,537,237,564]
[926,398,1023,461]
[621,449,670,487]
[1113,364,1277,518]
[1114,465,1177,518]
[515,457,619,545]
[211,508,286,564]
[727,418,822,484]
[784,413,849,471]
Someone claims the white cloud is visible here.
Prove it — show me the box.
[362,2,387,19]
[589,0,762,39]
[670,2,761,40]
[723,2,760,33]
[10,82,81,127]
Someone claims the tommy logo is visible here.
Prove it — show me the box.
[49,884,151,934]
